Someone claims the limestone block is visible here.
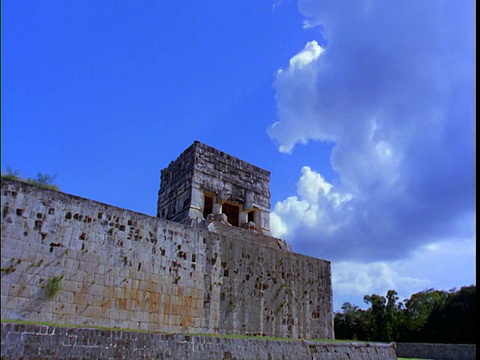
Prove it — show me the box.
[243,191,254,211]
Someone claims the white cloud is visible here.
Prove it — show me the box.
[270,166,352,240]
[333,261,428,299]
[267,40,329,154]
[287,40,323,70]
[268,0,474,261]
[268,0,475,306]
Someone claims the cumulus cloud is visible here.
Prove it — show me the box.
[271,166,353,240]
[268,40,326,154]
[268,0,475,265]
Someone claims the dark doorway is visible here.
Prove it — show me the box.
[203,195,214,219]
[222,202,239,227]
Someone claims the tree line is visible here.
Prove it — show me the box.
[334,285,475,344]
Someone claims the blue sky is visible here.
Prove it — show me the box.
[2,0,475,311]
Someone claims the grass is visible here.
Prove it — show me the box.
[1,170,59,191]
[1,319,153,333]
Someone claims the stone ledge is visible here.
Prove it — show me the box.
[1,323,398,360]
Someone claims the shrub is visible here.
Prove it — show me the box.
[44,275,63,298]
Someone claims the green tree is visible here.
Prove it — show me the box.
[364,293,387,341]
[384,290,401,341]
[335,302,369,340]
[423,285,475,344]
[334,286,476,343]
[362,290,402,342]
[400,288,447,342]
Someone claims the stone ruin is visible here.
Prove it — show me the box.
[157,141,291,250]
[0,140,334,340]
[158,141,271,233]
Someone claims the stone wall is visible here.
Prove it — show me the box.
[191,141,271,209]
[157,141,197,222]
[1,177,333,339]
[396,342,476,360]
[1,323,397,360]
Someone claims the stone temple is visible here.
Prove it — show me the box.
[158,141,272,235]
[1,140,334,340]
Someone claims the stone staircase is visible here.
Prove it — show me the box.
[206,221,291,251]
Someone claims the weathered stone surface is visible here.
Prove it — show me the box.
[0,323,398,360]
[157,141,273,235]
[1,177,333,339]
[396,342,476,360]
